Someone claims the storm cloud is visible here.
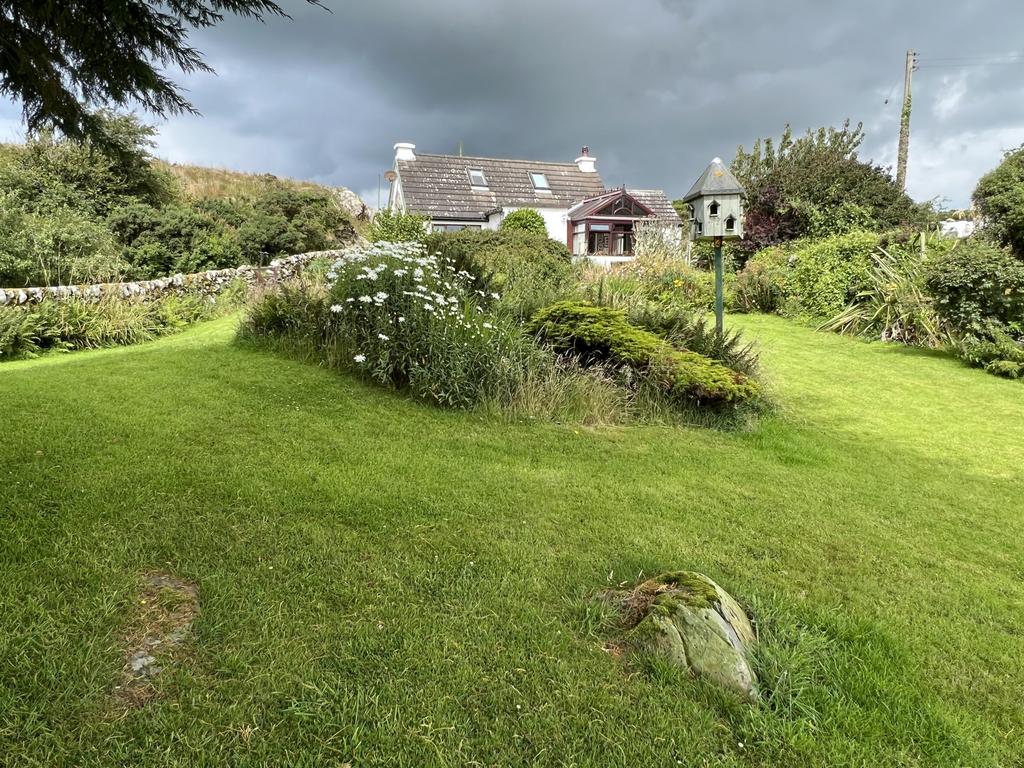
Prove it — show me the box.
[6,0,1024,207]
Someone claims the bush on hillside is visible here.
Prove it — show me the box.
[0,204,127,286]
[500,208,548,235]
[0,111,355,287]
[528,300,760,407]
[0,111,176,219]
[104,183,348,278]
[369,209,427,243]
[786,231,878,319]
[925,238,1024,338]
[423,229,575,320]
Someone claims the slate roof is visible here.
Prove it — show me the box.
[628,189,683,225]
[396,153,606,221]
[681,158,745,202]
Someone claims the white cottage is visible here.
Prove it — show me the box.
[386,142,682,265]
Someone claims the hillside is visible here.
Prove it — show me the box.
[157,161,370,225]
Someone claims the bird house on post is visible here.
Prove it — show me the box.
[682,158,745,334]
[682,157,745,241]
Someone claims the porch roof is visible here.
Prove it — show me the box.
[567,189,654,220]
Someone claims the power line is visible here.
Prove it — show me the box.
[916,52,1024,69]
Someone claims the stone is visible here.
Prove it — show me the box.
[624,571,759,701]
[129,652,157,673]
[331,186,370,220]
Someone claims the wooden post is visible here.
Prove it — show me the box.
[896,49,916,190]
[714,236,724,334]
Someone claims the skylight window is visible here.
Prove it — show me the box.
[530,172,550,190]
[468,168,488,188]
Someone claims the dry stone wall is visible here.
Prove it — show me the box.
[0,250,345,307]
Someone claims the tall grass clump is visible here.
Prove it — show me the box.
[821,236,948,347]
[0,282,245,360]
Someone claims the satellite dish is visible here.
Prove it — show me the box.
[384,170,397,183]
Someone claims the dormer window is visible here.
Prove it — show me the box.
[725,215,736,233]
[529,172,550,191]
[709,201,720,217]
[468,168,488,188]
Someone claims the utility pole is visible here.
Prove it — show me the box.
[896,48,917,190]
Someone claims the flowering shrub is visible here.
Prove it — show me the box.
[421,230,575,321]
[322,241,522,407]
[243,242,769,425]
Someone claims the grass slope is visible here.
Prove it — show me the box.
[158,161,330,200]
[1,315,1021,767]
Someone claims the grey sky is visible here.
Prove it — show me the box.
[3,0,1022,208]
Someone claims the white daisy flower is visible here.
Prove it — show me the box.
[353,354,366,363]
[378,333,389,341]
[330,304,343,313]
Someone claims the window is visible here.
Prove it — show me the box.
[709,201,720,217]
[725,216,736,233]
[588,230,610,255]
[432,223,482,232]
[468,168,488,188]
[529,172,550,190]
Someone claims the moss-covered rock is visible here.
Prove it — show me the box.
[623,571,758,701]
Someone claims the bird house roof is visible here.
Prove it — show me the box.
[682,158,745,202]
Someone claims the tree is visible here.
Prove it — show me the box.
[973,145,1024,257]
[0,1,323,147]
[500,208,547,235]
[727,121,931,256]
[0,110,176,217]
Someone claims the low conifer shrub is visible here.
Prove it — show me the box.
[528,301,760,406]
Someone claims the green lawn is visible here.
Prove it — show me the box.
[1,314,1021,767]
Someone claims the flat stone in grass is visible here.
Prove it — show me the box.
[619,571,759,701]
[114,571,200,708]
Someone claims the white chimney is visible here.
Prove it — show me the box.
[575,145,596,173]
[394,142,416,162]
